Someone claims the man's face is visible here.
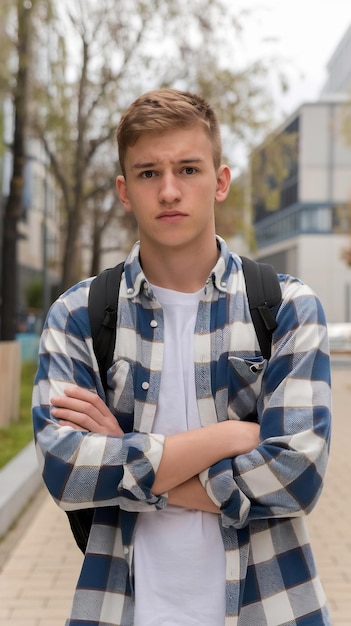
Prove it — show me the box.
[117,125,230,254]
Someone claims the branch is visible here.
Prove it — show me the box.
[83,179,114,202]
[40,132,71,211]
[85,125,117,163]
[85,8,152,122]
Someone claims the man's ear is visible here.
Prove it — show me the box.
[116,175,132,212]
[215,165,231,203]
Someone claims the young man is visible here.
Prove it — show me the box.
[32,88,332,626]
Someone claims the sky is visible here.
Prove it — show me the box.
[235,0,351,122]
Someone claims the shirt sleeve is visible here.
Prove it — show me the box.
[199,277,332,528]
[32,281,166,512]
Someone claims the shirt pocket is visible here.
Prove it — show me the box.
[227,355,267,422]
[106,359,135,433]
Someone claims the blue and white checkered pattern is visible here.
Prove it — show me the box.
[32,237,332,625]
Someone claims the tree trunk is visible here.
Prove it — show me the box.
[0,1,32,341]
[89,207,103,276]
[60,204,83,292]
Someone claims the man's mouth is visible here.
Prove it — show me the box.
[157,211,187,222]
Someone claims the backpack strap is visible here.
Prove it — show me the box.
[240,256,282,360]
[88,261,124,394]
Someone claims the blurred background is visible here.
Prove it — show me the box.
[1,0,351,448]
[1,0,351,354]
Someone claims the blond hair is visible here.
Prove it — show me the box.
[117,88,222,176]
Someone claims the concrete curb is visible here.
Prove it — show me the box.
[0,440,42,538]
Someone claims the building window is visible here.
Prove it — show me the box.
[255,204,333,247]
[300,207,332,232]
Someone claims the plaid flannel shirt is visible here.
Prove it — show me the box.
[32,237,332,626]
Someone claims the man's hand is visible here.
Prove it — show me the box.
[168,476,220,514]
[51,385,124,436]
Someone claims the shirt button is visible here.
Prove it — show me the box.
[150,320,158,328]
[142,381,149,390]
[221,281,227,287]
[127,287,133,294]
[124,547,129,554]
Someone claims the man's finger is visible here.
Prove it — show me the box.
[52,407,92,429]
[51,396,106,426]
[64,385,103,407]
[58,419,89,432]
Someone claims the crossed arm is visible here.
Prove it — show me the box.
[51,385,260,514]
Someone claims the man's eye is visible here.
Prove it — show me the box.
[183,167,197,175]
[141,170,154,179]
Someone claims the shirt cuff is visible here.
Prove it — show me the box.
[118,433,166,507]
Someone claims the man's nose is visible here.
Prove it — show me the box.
[158,173,181,203]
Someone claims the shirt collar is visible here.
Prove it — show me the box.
[123,236,234,298]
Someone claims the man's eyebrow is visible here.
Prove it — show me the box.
[131,157,205,170]
[178,158,204,164]
[131,162,155,170]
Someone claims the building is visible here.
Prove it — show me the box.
[321,24,351,96]
[251,26,351,324]
[17,136,61,319]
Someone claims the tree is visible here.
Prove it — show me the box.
[215,175,251,247]
[0,0,38,341]
[31,0,284,292]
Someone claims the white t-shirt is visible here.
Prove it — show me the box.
[133,285,226,626]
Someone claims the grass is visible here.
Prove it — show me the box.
[0,361,37,470]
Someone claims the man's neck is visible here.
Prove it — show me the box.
[139,239,219,293]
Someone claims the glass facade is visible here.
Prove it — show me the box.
[255,203,334,247]
[252,117,299,224]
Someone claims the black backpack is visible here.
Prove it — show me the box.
[67,256,282,553]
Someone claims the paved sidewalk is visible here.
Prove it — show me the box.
[0,490,82,626]
[307,366,351,625]
[0,367,350,625]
